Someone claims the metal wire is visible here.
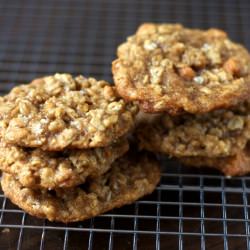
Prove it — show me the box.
[0,0,249,249]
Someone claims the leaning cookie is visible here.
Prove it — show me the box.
[179,144,250,177]
[1,153,161,223]
[136,102,250,158]
[0,73,137,150]
[0,138,128,189]
[112,23,250,114]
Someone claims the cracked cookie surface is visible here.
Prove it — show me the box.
[0,73,137,150]
[136,102,250,158]
[112,23,250,114]
[1,153,161,223]
[0,139,128,189]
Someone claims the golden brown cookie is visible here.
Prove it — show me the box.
[179,144,250,177]
[0,138,128,189]
[1,153,161,223]
[136,102,250,158]
[0,73,137,150]
[112,23,250,114]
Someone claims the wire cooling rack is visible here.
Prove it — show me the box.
[0,0,250,249]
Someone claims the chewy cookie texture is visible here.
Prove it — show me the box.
[1,153,161,223]
[136,102,250,158]
[0,138,129,189]
[0,73,137,150]
[136,102,250,176]
[113,23,250,115]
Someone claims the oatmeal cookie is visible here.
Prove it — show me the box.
[0,73,137,150]
[136,102,250,158]
[179,144,250,177]
[112,23,250,114]
[0,139,128,189]
[1,153,161,223]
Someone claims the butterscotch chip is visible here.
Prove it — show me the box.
[0,139,128,189]
[179,144,250,177]
[0,73,137,150]
[136,102,250,158]
[1,153,161,223]
[112,23,250,114]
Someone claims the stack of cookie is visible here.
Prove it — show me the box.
[2,23,250,222]
[0,73,160,222]
[112,23,250,177]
